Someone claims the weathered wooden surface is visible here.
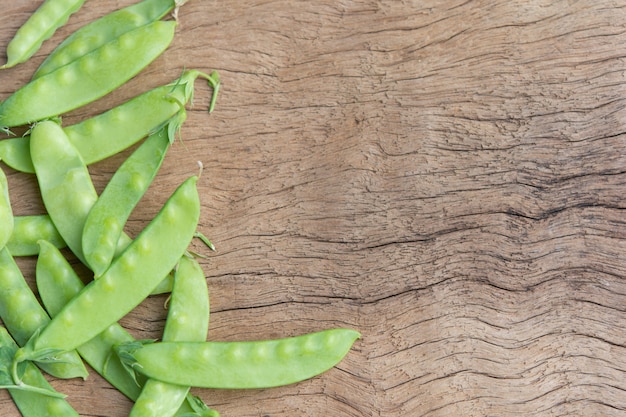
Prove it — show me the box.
[1,0,625,416]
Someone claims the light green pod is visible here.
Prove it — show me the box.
[29,121,136,264]
[64,69,218,164]
[83,127,172,276]
[117,328,361,389]
[163,257,210,341]
[1,0,87,69]
[30,120,98,265]
[6,215,66,256]
[36,241,216,417]
[0,69,219,174]
[0,20,176,127]
[129,255,210,417]
[36,239,143,401]
[29,121,174,293]
[0,326,80,415]
[34,0,176,78]
[0,247,88,380]
[0,167,13,249]
[15,176,199,365]
[0,137,32,173]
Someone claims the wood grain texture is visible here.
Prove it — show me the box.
[1,0,626,416]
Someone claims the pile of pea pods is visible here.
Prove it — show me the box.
[0,1,360,416]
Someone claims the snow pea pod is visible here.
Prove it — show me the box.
[29,120,134,264]
[83,126,173,276]
[0,167,13,249]
[0,327,79,411]
[36,239,143,401]
[129,255,210,417]
[36,241,217,416]
[34,0,177,78]
[0,69,219,174]
[6,215,66,256]
[0,20,176,128]
[1,0,87,69]
[64,68,219,164]
[117,328,360,389]
[0,137,32,174]
[0,247,88,380]
[14,175,200,372]
[30,120,174,292]
[30,120,98,265]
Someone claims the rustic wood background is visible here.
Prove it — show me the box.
[1,1,625,416]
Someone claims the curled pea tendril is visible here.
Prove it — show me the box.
[206,71,221,113]
[171,69,220,113]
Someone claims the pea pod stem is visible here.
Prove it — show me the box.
[202,71,220,113]
[194,231,216,251]
[180,394,221,417]
[0,382,67,399]
[0,327,68,401]
[172,0,189,21]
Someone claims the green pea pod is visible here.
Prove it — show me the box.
[0,247,88,380]
[66,69,219,164]
[36,239,143,401]
[6,215,66,256]
[0,69,219,174]
[83,126,174,277]
[34,0,177,78]
[30,120,174,293]
[110,234,176,295]
[1,0,87,69]
[0,326,79,410]
[29,120,137,264]
[0,167,13,249]
[0,20,176,128]
[36,241,217,416]
[14,176,200,373]
[129,255,210,417]
[30,120,98,265]
[0,137,32,174]
[116,328,361,389]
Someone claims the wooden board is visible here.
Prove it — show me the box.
[1,1,625,416]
